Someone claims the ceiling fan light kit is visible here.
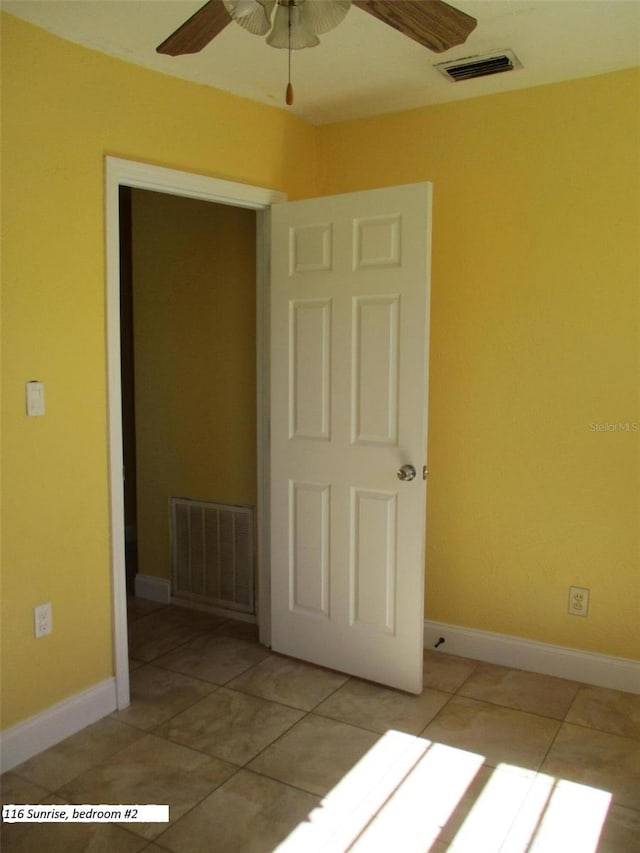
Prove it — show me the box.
[223,0,350,48]
[157,0,478,105]
[222,0,351,102]
[266,4,319,50]
[223,0,274,36]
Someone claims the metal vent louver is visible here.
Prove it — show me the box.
[435,50,522,82]
[171,497,255,614]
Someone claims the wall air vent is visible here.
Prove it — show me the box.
[435,50,522,82]
[171,497,255,615]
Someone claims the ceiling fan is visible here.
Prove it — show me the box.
[157,0,478,105]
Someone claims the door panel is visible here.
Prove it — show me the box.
[290,479,330,617]
[270,183,432,693]
[350,487,397,633]
[290,299,331,440]
[352,295,399,445]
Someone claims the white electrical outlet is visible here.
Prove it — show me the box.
[34,603,53,638]
[568,586,590,617]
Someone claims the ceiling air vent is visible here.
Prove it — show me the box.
[435,50,522,82]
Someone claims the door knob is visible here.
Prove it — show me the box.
[397,464,417,482]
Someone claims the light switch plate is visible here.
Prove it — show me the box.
[26,381,45,416]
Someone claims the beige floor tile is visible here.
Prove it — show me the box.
[423,650,479,693]
[153,634,271,684]
[12,607,638,853]
[165,604,230,626]
[227,654,348,711]
[10,718,144,791]
[0,820,147,853]
[0,793,147,853]
[458,663,580,719]
[111,664,217,730]
[566,685,640,740]
[315,678,451,735]
[126,597,167,622]
[597,804,640,853]
[157,688,304,765]
[57,734,236,841]
[248,714,379,796]
[157,770,319,853]
[421,696,560,770]
[127,605,227,661]
[0,772,50,805]
[541,723,640,811]
[213,619,261,643]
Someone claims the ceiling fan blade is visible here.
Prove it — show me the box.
[352,0,477,54]
[156,1,231,56]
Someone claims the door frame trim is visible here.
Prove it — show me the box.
[105,156,285,708]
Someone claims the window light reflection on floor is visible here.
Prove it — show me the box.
[452,766,612,852]
[487,769,556,853]
[523,777,612,852]
[275,731,613,853]
[447,762,542,852]
[351,741,485,852]
[276,731,483,852]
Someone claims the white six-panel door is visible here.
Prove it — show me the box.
[270,183,432,693]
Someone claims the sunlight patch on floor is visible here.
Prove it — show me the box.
[275,730,613,853]
[350,741,484,852]
[276,730,482,851]
[518,776,611,852]
[448,762,539,851]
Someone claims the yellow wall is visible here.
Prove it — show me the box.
[1,11,638,733]
[317,68,640,659]
[0,14,316,729]
[130,190,257,583]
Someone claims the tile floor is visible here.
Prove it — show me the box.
[2,599,639,852]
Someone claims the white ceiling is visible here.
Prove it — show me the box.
[3,0,639,124]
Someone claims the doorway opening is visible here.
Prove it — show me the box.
[106,157,286,709]
[119,187,258,610]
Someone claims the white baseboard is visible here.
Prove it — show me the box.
[134,573,171,603]
[0,678,117,773]
[424,620,640,695]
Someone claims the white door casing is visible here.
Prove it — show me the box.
[105,157,285,709]
[270,183,432,693]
